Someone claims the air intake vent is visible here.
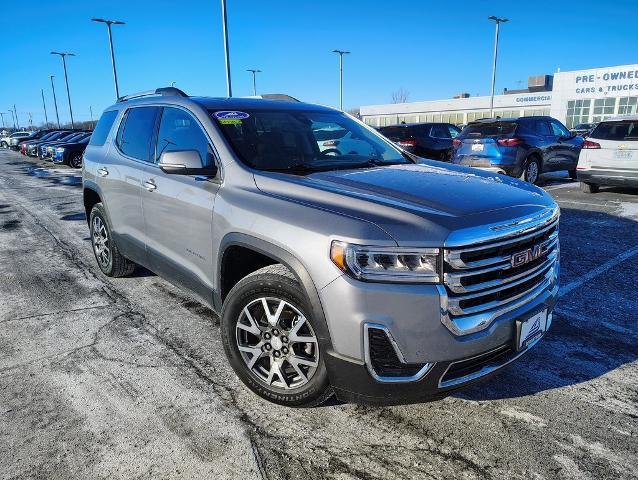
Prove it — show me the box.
[367,328,425,378]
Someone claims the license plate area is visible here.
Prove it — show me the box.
[471,143,484,152]
[516,309,547,351]
[614,150,633,160]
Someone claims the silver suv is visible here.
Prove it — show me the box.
[82,87,560,406]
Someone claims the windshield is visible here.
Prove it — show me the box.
[210,108,410,172]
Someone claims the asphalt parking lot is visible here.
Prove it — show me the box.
[0,148,637,480]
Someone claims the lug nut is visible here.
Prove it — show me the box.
[272,329,280,336]
[273,350,281,358]
[263,332,272,340]
[281,347,289,355]
[264,343,272,351]
[281,335,288,343]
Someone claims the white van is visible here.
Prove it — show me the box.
[576,115,638,193]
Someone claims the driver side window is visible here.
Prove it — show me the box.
[156,107,212,165]
[550,120,570,137]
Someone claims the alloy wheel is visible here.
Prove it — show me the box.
[235,297,319,390]
[92,216,110,268]
[526,161,539,184]
[70,153,82,169]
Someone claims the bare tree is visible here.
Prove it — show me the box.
[391,88,410,104]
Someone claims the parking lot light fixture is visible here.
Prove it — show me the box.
[332,49,350,110]
[91,18,125,100]
[49,75,61,128]
[51,52,76,128]
[0,112,6,129]
[221,0,232,97]
[246,69,261,96]
[487,16,509,118]
[41,89,49,126]
[13,105,19,130]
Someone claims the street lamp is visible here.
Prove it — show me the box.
[246,69,261,96]
[49,75,61,128]
[332,49,350,110]
[12,105,19,130]
[487,16,509,118]
[41,89,49,126]
[91,18,125,100]
[51,51,76,128]
[221,0,232,97]
[0,112,7,129]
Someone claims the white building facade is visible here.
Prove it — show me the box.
[360,63,638,129]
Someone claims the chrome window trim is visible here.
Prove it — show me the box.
[363,323,434,383]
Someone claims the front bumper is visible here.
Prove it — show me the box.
[578,168,638,188]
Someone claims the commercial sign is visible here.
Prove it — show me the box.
[574,67,638,95]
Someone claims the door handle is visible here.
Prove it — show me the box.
[143,179,157,192]
[97,167,109,177]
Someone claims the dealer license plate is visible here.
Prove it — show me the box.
[517,310,547,350]
[614,150,633,160]
[471,143,484,152]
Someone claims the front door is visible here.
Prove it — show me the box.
[550,119,581,170]
[141,106,221,302]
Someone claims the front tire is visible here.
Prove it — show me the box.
[221,264,332,407]
[0,141,7,148]
[69,152,83,169]
[521,157,541,184]
[89,203,136,277]
[580,182,599,193]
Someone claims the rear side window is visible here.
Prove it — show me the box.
[89,110,118,146]
[590,121,638,141]
[379,126,410,139]
[116,107,160,162]
[430,124,451,139]
[461,122,517,137]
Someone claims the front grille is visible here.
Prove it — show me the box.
[441,344,513,385]
[442,214,559,332]
[367,328,425,378]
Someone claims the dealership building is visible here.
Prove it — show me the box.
[360,63,638,129]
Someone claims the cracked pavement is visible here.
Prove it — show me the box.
[0,150,637,479]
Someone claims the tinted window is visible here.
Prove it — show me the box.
[590,121,638,141]
[156,107,211,165]
[448,125,461,138]
[461,122,517,137]
[430,124,451,139]
[533,120,551,136]
[313,126,348,141]
[378,126,410,140]
[116,107,159,162]
[90,110,118,146]
[550,120,570,137]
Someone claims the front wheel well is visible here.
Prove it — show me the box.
[83,188,101,224]
[220,245,279,302]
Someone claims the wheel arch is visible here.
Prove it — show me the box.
[83,181,103,225]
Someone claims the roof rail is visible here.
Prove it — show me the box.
[260,93,300,102]
[117,86,188,103]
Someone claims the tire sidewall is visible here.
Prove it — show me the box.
[89,203,115,275]
[70,153,82,168]
[221,271,330,407]
[524,157,541,184]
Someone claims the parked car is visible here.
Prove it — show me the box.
[1,131,32,149]
[313,126,375,157]
[570,122,597,137]
[15,129,59,153]
[452,116,583,184]
[577,115,638,193]
[25,130,72,156]
[378,123,461,161]
[83,87,559,406]
[42,132,91,159]
[52,135,90,168]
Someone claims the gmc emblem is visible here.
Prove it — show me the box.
[511,244,542,268]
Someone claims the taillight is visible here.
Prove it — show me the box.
[452,138,461,147]
[497,138,522,147]
[323,140,340,147]
[582,139,601,149]
[398,139,417,147]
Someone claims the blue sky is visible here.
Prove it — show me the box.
[1,0,637,127]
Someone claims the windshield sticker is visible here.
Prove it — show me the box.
[214,111,250,120]
[218,119,242,125]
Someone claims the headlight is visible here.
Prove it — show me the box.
[330,241,440,283]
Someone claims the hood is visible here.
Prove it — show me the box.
[253,161,556,246]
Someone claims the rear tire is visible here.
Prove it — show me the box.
[89,203,136,277]
[221,264,332,407]
[0,141,7,148]
[580,182,599,194]
[521,157,541,185]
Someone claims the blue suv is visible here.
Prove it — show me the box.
[452,116,583,184]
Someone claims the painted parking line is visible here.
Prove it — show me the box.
[559,244,638,298]
[556,199,620,208]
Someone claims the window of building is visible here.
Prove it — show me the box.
[523,108,550,117]
[592,97,616,122]
[565,99,591,128]
[618,97,638,115]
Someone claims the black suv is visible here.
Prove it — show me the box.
[379,123,461,161]
[452,116,583,184]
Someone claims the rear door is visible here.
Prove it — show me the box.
[100,106,160,265]
[587,120,638,173]
[141,106,221,301]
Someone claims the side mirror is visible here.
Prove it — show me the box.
[159,149,218,177]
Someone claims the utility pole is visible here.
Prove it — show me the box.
[28,113,33,128]
[246,69,261,96]
[90,106,94,128]
[0,112,6,129]
[49,75,61,128]
[51,51,76,128]
[13,105,19,130]
[332,49,350,110]
[91,18,125,100]
[221,0,232,97]
[487,16,509,118]
[41,89,49,126]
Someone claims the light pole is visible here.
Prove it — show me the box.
[221,0,232,97]
[332,49,350,110]
[8,109,16,130]
[51,51,76,128]
[13,105,19,130]
[91,18,125,100]
[246,69,261,96]
[41,89,49,126]
[49,75,61,128]
[487,16,508,118]
[0,112,6,129]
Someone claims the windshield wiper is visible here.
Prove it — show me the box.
[260,163,322,174]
